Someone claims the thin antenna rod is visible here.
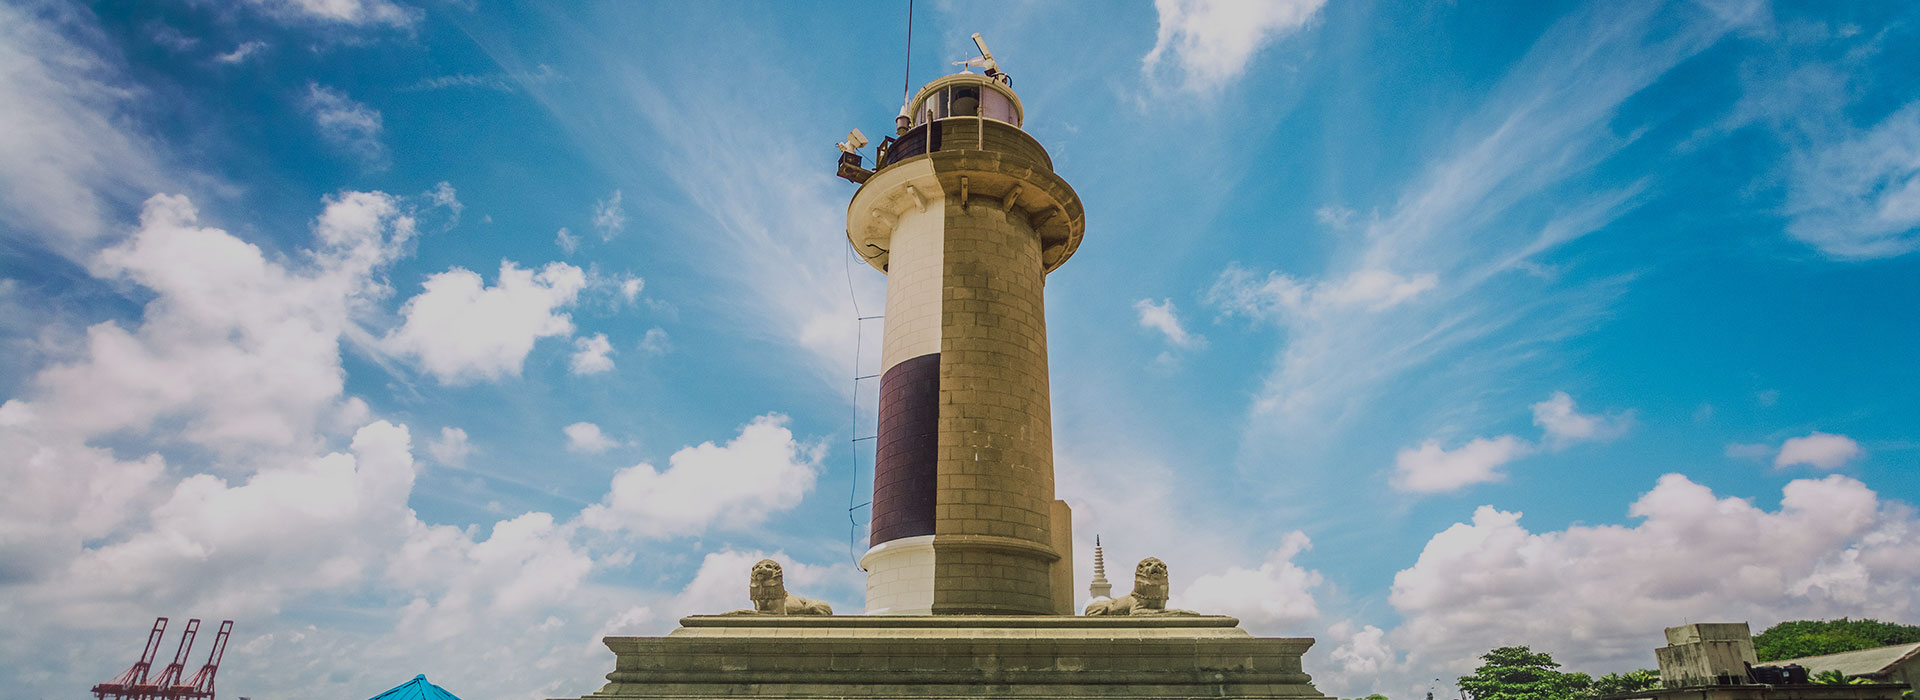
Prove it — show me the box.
[902,0,914,103]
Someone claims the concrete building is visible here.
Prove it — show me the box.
[1600,624,1907,700]
[1760,643,1920,692]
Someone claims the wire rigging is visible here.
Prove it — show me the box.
[842,0,916,571]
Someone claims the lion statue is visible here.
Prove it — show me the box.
[723,559,833,616]
[1083,557,1197,616]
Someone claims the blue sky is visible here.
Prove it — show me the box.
[2,1,1917,698]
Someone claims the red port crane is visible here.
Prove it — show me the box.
[94,617,238,700]
[131,618,199,699]
[167,620,233,700]
[92,617,169,700]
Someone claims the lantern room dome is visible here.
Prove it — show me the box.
[905,73,1024,129]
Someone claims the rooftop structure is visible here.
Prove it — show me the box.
[368,674,465,700]
[1759,642,1920,692]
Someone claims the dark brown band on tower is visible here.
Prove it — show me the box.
[870,352,941,544]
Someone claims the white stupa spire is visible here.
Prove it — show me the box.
[1088,535,1113,601]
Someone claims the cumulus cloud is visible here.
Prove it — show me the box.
[382,261,586,384]
[389,512,595,642]
[1142,0,1326,93]
[620,276,645,303]
[569,333,615,375]
[1775,432,1861,469]
[303,83,388,170]
[1387,473,1920,679]
[50,421,419,617]
[243,0,418,27]
[1178,530,1322,630]
[1321,619,1399,696]
[555,227,580,254]
[1135,298,1205,349]
[32,192,418,454]
[1391,435,1532,493]
[427,426,471,466]
[1530,391,1631,447]
[582,414,823,538]
[563,422,618,453]
[593,189,626,241]
[1392,392,1625,494]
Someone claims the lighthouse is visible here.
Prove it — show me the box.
[841,41,1086,616]
[573,35,1327,700]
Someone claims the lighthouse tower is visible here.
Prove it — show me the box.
[844,54,1086,616]
[571,35,1327,700]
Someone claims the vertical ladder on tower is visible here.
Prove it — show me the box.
[134,618,198,699]
[170,620,233,700]
[92,617,169,700]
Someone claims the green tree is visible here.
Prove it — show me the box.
[1459,646,1593,700]
[1753,619,1920,662]
[1588,670,1661,699]
[1811,670,1868,686]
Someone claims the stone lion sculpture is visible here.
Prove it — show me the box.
[1083,557,1197,616]
[723,559,833,616]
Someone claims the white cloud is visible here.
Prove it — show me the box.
[512,40,883,394]
[620,276,645,303]
[303,83,387,170]
[48,421,419,617]
[1316,204,1357,229]
[1725,442,1772,460]
[0,188,640,700]
[215,40,268,64]
[1320,619,1400,696]
[593,189,626,241]
[1134,298,1205,349]
[1387,473,1920,681]
[637,327,671,356]
[582,414,823,538]
[1775,431,1861,469]
[555,227,580,254]
[1178,530,1322,630]
[1391,435,1532,493]
[1209,265,1437,321]
[569,333,615,375]
[1530,391,1631,447]
[389,512,595,641]
[563,422,618,453]
[1141,0,1327,93]
[382,261,586,384]
[1219,4,1754,452]
[1783,102,1920,259]
[243,0,419,27]
[0,3,175,257]
[33,192,416,454]
[427,426,471,466]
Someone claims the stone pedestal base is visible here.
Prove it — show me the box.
[569,615,1328,699]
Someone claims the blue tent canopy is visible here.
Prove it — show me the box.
[367,674,463,700]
